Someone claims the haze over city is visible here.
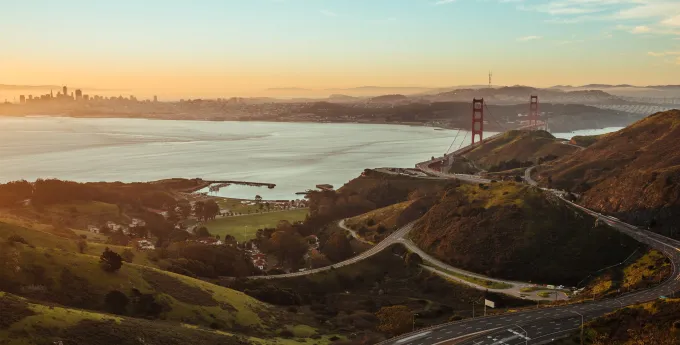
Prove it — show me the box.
[2,0,680,99]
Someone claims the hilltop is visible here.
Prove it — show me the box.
[459,130,579,172]
[535,110,680,238]
[409,182,640,285]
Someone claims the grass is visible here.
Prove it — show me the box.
[205,209,308,242]
[5,240,273,331]
[0,292,263,345]
[426,263,513,290]
[345,200,414,231]
[0,221,157,267]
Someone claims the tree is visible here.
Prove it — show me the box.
[203,200,220,221]
[255,195,263,204]
[193,201,205,219]
[268,230,309,266]
[376,305,412,336]
[405,252,423,267]
[121,248,135,263]
[177,200,192,219]
[77,239,87,254]
[195,226,211,238]
[104,290,129,315]
[308,251,332,268]
[100,247,123,272]
[323,231,353,262]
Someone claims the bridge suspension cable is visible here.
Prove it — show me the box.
[445,128,462,155]
[483,102,507,133]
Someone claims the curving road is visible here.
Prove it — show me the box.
[248,222,414,280]
[378,201,680,345]
[378,141,680,345]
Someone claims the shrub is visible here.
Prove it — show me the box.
[121,248,135,263]
[7,235,28,245]
[99,248,123,272]
[104,290,129,315]
[77,240,87,254]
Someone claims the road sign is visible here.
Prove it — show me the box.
[485,299,495,308]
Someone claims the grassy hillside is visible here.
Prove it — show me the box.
[0,240,275,332]
[343,197,436,243]
[410,182,640,285]
[0,221,158,267]
[462,130,578,171]
[536,110,680,239]
[555,299,680,345]
[0,292,342,345]
[0,292,249,345]
[579,249,671,300]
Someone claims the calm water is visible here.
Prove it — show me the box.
[0,117,620,200]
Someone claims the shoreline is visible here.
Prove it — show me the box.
[0,112,624,133]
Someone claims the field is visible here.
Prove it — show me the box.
[205,209,309,242]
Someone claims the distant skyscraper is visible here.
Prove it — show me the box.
[153,95,158,102]
[19,95,26,104]
[75,89,82,100]
[63,86,67,96]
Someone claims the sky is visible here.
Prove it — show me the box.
[1,0,680,98]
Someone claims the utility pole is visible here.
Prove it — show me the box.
[412,313,418,331]
[571,310,585,345]
[516,324,529,345]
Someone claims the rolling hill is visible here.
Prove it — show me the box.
[0,221,327,341]
[409,182,640,285]
[535,110,680,239]
[461,130,579,172]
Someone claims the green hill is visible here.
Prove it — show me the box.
[0,292,249,345]
[536,110,680,239]
[461,130,578,172]
[0,220,320,338]
[410,182,640,285]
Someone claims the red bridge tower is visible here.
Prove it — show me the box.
[529,95,539,128]
[472,98,484,145]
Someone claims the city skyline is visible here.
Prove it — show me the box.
[2,0,679,98]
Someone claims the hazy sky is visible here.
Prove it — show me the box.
[2,0,679,97]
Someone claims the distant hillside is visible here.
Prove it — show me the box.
[461,130,578,172]
[368,94,409,103]
[535,110,680,238]
[426,86,623,105]
[410,183,639,285]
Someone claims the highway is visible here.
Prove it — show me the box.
[379,143,680,345]
[379,203,680,345]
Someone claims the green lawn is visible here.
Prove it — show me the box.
[205,209,308,242]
